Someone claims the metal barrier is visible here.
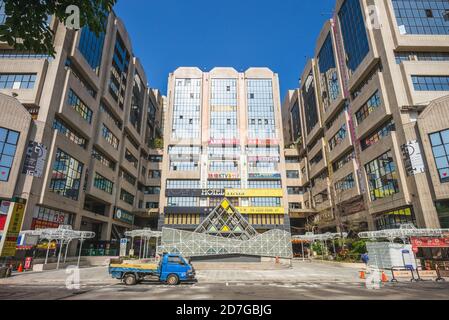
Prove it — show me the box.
[391,265,447,283]
[390,266,416,283]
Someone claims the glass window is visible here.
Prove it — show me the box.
[120,189,134,205]
[338,0,370,73]
[355,91,382,125]
[120,169,136,186]
[94,173,113,194]
[53,117,87,148]
[375,207,416,230]
[78,24,106,75]
[101,124,119,149]
[248,180,282,189]
[0,127,19,182]
[361,119,395,150]
[172,78,202,139]
[429,129,449,183]
[365,151,400,201]
[335,173,355,192]
[392,0,449,35]
[210,79,238,139]
[302,72,319,134]
[395,52,449,64]
[207,180,241,189]
[247,79,277,139]
[130,72,145,133]
[249,197,281,207]
[100,102,122,130]
[317,33,340,111]
[67,89,93,123]
[290,100,302,142]
[286,170,300,179]
[328,124,347,151]
[92,147,115,170]
[49,149,84,200]
[0,73,37,89]
[333,150,355,172]
[109,33,130,109]
[412,76,449,91]
[167,197,200,207]
[167,180,201,189]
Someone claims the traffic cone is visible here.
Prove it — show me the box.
[17,263,23,273]
[381,271,388,283]
[359,271,366,280]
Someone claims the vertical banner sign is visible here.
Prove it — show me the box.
[0,198,27,257]
[119,238,128,257]
[22,142,48,178]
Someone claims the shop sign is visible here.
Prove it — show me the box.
[411,237,449,250]
[22,141,48,178]
[165,189,225,197]
[120,238,128,257]
[208,172,239,179]
[225,189,283,198]
[401,140,425,176]
[0,198,27,257]
[235,207,284,215]
[248,173,281,180]
[114,209,134,225]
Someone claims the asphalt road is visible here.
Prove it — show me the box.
[1,261,448,300]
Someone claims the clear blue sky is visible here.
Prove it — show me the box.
[115,0,335,98]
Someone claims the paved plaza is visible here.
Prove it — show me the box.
[1,261,448,300]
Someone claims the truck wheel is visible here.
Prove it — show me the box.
[167,274,179,285]
[124,274,137,286]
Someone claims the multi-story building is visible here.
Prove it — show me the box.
[0,8,164,251]
[159,67,291,234]
[283,0,449,232]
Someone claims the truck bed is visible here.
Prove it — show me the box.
[109,262,159,271]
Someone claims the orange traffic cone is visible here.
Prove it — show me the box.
[359,271,366,280]
[381,271,388,283]
[17,263,23,273]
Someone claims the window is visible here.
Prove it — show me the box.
[120,189,134,206]
[53,117,87,148]
[247,79,277,139]
[412,76,449,91]
[287,170,300,179]
[149,170,161,179]
[130,72,144,133]
[429,129,449,183]
[333,151,355,172]
[0,127,19,182]
[144,186,160,195]
[317,33,340,110]
[92,148,115,170]
[125,149,138,168]
[310,152,323,166]
[365,151,400,201]
[100,102,122,130]
[170,161,199,172]
[120,169,136,186]
[78,25,105,75]
[290,100,302,142]
[338,0,370,73]
[395,51,449,64]
[94,173,113,194]
[328,124,347,151]
[146,202,159,209]
[289,203,302,210]
[249,197,281,207]
[392,0,449,35]
[0,1,6,24]
[375,207,416,230]
[0,73,36,89]
[288,187,304,195]
[101,124,119,149]
[67,89,93,123]
[172,78,202,139]
[208,180,241,189]
[210,79,238,139]
[248,180,281,189]
[167,180,201,189]
[361,120,395,151]
[66,61,97,98]
[355,91,382,125]
[49,149,84,200]
[302,72,319,134]
[0,50,51,60]
[335,173,355,192]
[168,197,200,207]
[109,33,130,109]
[285,157,300,164]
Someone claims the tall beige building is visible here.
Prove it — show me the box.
[159,67,291,234]
[283,0,449,233]
[0,9,164,254]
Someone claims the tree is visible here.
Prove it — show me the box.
[0,0,117,56]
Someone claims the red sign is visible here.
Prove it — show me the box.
[0,214,6,231]
[24,257,33,270]
[411,237,449,251]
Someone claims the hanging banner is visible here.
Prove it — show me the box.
[235,207,284,215]
[0,198,27,257]
[22,141,48,178]
[225,189,283,198]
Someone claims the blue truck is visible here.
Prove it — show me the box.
[108,253,196,285]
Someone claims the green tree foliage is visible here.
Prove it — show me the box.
[0,0,117,56]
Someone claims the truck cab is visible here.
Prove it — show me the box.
[109,253,196,286]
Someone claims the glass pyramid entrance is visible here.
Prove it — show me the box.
[157,199,293,259]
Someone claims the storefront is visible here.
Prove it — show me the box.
[412,236,449,277]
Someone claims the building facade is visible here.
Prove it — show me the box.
[159,67,291,234]
[283,0,449,233]
[0,9,164,250]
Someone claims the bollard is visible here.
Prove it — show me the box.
[381,271,389,283]
[359,271,366,280]
[17,263,23,273]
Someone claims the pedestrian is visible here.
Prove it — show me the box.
[361,253,369,266]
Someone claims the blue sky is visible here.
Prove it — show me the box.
[115,0,335,98]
